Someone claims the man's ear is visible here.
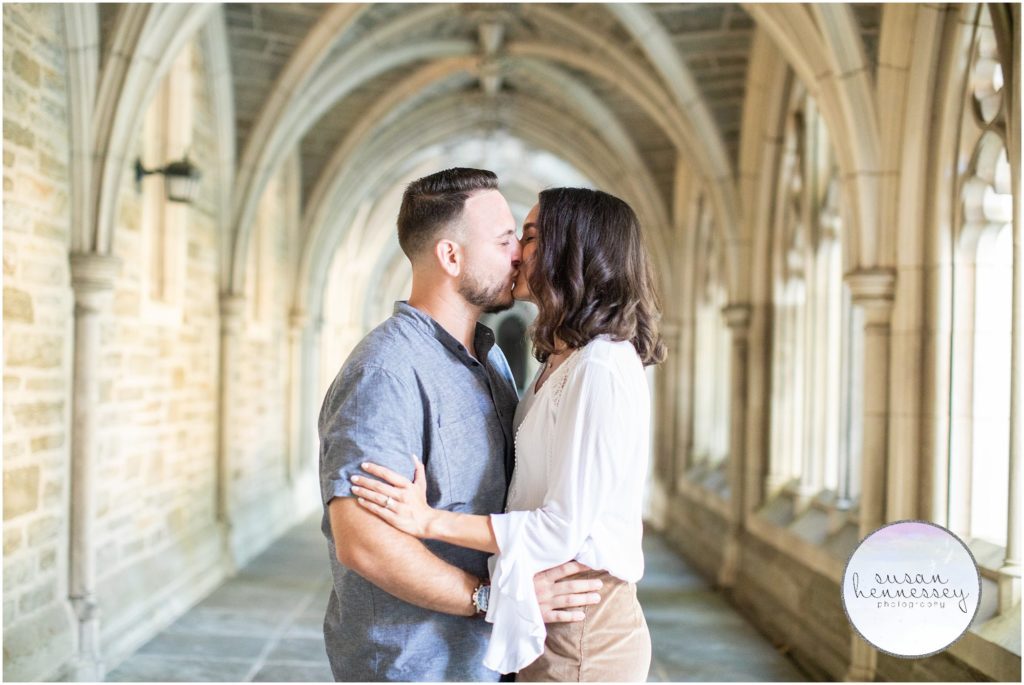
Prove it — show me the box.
[434,238,462,277]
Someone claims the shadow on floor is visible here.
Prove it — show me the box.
[107,515,808,682]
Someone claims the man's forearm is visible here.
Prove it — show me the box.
[330,498,479,616]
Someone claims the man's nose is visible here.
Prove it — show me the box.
[511,243,522,267]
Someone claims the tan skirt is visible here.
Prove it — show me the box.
[516,570,651,682]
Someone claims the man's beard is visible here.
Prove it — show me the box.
[459,268,513,314]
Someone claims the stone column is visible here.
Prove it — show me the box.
[665,320,691,489]
[217,293,246,569]
[657,320,680,485]
[718,303,751,588]
[646,320,681,528]
[67,252,120,681]
[299,315,326,483]
[842,270,894,683]
[743,302,771,514]
[846,269,896,538]
[286,308,308,486]
[999,15,1021,615]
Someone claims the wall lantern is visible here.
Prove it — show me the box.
[135,155,202,204]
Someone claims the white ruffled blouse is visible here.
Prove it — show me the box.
[483,337,650,674]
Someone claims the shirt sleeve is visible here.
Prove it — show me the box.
[318,364,424,506]
[483,358,630,674]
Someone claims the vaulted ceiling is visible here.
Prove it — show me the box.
[212,3,882,227]
[215,3,769,220]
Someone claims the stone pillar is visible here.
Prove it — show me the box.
[287,308,308,486]
[743,303,770,514]
[67,252,120,681]
[217,293,246,569]
[842,271,894,684]
[299,315,326,485]
[664,320,691,489]
[646,320,681,527]
[657,320,680,485]
[999,13,1022,615]
[718,303,751,588]
[846,270,896,539]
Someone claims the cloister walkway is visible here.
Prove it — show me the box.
[107,516,809,682]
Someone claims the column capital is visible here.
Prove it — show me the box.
[722,303,752,333]
[219,293,246,334]
[69,252,120,309]
[845,268,896,304]
[845,269,896,326]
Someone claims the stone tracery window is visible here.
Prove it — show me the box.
[947,4,1013,551]
[690,198,731,472]
[766,87,855,510]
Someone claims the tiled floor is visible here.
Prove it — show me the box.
[639,535,807,682]
[107,518,334,683]
[107,516,808,682]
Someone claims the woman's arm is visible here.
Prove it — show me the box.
[351,457,499,553]
[427,508,498,554]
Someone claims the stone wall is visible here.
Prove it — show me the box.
[227,164,305,564]
[2,4,77,681]
[92,37,227,666]
[2,12,307,677]
[658,490,1015,682]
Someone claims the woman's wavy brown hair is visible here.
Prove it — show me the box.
[528,187,666,366]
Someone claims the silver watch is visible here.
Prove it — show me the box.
[472,582,490,615]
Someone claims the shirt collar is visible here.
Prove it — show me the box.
[393,301,496,366]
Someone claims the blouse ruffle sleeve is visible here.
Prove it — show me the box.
[483,358,629,674]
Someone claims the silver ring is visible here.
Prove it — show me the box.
[384,496,392,509]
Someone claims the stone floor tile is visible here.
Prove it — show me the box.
[164,606,285,637]
[251,661,334,682]
[265,637,329,663]
[135,632,268,660]
[106,655,252,682]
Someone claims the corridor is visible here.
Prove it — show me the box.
[106,516,807,682]
[4,2,1020,681]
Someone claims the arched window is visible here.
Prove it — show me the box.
[690,199,731,475]
[947,5,1013,550]
[766,86,854,513]
[140,43,193,322]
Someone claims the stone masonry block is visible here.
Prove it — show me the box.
[10,400,64,428]
[3,286,33,323]
[18,581,55,614]
[38,547,56,572]
[27,515,60,546]
[30,433,64,452]
[11,50,41,87]
[5,333,62,368]
[3,466,40,520]
[3,556,32,592]
[4,525,24,554]
[3,117,35,148]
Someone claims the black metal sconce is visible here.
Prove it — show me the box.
[135,155,202,204]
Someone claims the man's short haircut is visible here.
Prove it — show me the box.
[397,168,499,259]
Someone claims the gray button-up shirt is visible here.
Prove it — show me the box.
[319,301,519,682]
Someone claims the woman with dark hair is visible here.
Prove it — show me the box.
[352,187,665,680]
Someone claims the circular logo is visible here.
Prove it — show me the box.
[841,520,981,658]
